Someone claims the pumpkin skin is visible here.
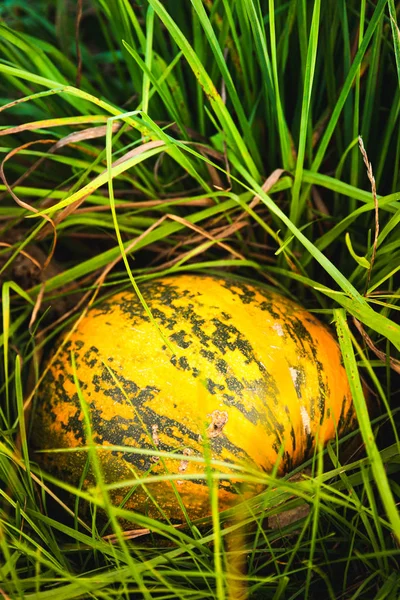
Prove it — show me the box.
[32,274,356,522]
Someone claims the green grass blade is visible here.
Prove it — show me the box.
[242,0,293,169]
[388,0,400,91]
[142,5,155,115]
[334,309,400,544]
[147,0,260,181]
[190,0,263,171]
[309,0,388,175]
[290,0,321,225]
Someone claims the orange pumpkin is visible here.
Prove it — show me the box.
[32,275,356,521]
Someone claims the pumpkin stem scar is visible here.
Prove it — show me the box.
[206,410,229,439]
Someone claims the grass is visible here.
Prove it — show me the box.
[0,0,399,598]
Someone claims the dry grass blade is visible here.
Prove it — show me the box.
[0,243,42,271]
[261,168,287,194]
[249,168,286,210]
[35,211,176,340]
[0,123,122,203]
[2,438,91,532]
[0,116,108,137]
[162,213,246,260]
[359,136,379,292]
[75,196,214,214]
[102,523,183,543]
[191,142,229,190]
[0,140,58,269]
[52,121,123,146]
[353,317,400,374]
[28,283,46,330]
[150,219,249,272]
[41,139,165,232]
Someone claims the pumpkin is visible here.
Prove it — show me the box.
[32,274,356,522]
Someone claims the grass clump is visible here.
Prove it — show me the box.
[0,1,399,598]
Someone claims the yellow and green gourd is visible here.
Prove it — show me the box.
[32,275,356,521]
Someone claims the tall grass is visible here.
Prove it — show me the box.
[0,1,399,598]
